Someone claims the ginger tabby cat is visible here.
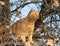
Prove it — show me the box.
[7,9,39,46]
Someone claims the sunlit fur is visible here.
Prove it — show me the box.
[10,9,39,46]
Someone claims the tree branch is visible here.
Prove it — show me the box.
[11,1,42,13]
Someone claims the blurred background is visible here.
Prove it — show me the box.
[0,0,60,46]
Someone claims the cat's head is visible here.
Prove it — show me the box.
[27,9,39,22]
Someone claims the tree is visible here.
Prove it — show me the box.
[0,0,10,27]
[0,0,60,46]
